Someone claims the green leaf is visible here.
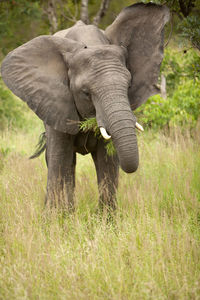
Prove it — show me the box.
[80,118,116,156]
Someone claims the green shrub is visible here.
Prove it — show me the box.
[170,80,200,126]
[0,79,27,130]
[135,94,174,130]
[136,80,200,130]
[0,78,42,132]
[179,16,200,52]
[160,48,200,97]
[135,48,200,131]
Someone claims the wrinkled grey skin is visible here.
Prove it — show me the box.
[1,3,169,211]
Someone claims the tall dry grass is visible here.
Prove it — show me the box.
[0,125,200,299]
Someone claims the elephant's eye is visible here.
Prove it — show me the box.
[82,89,90,98]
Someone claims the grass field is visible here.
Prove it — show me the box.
[0,119,200,299]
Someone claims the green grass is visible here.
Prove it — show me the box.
[0,121,200,299]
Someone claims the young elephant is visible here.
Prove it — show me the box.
[1,3,169,211]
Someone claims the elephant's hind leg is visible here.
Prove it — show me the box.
[92,139,119,211]
[45,125,76,211]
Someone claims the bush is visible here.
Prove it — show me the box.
[160,48,200,97]
[135,48,200,131]
[136,80,200,130]
[0,78,42,132]
[0,78,28,130]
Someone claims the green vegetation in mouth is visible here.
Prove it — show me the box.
[79,118,99,136]
[80,117,116,156]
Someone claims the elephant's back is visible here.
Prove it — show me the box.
[65,24,109,46]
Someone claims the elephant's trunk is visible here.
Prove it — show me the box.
[100,95,139,173]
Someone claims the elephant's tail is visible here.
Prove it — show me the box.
[29,132,46,159]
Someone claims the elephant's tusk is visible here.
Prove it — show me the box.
[135,122,144,132]
[100,127,111,140]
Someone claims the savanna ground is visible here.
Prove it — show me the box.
[0,111,200,300]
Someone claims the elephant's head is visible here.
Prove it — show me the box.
[1,3,169,173]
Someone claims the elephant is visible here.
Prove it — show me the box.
[1,3,169,211]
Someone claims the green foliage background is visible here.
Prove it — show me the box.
[135,48,200,130]
[0,1,200,298]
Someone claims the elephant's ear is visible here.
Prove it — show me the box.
[105,3,170,110]
[1,36,84,133]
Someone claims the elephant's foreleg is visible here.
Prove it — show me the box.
[92,139,119,211]
[45,125,76,211]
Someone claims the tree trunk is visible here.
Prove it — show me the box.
[161,74,167,99]
[81,0,89,24]
[47,0,58,34]
[93,0,111,26]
